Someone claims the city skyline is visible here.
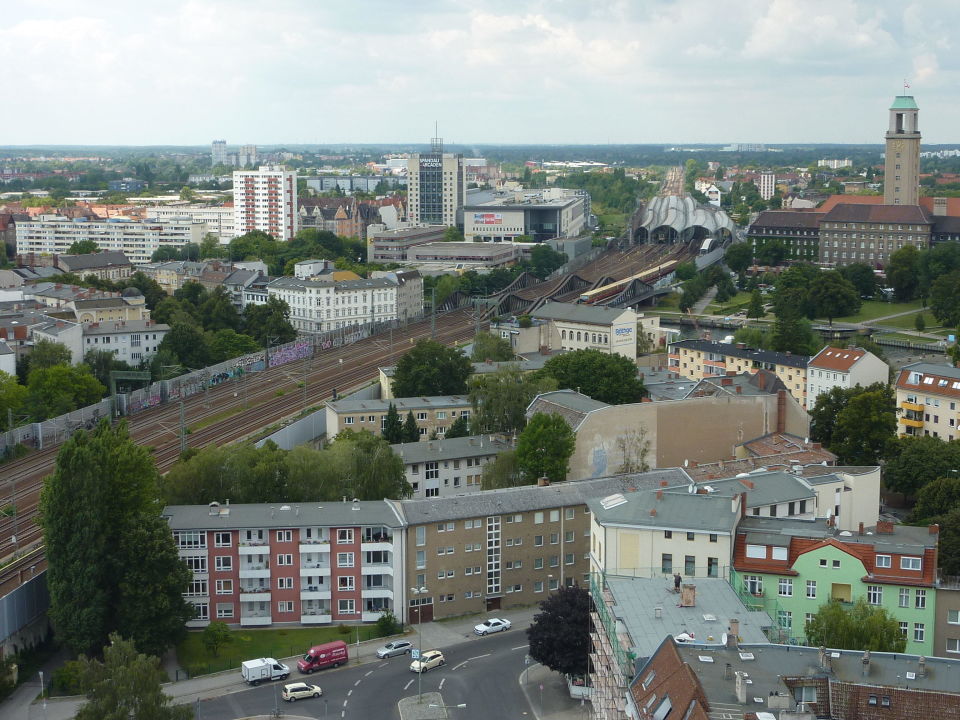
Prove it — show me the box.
[2,0,958,146]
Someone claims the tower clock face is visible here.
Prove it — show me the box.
[892,140,904,151]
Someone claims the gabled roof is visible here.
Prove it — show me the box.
[56,251,132,271]
[748,210,823,230]
[895,361,960,398]
[821,203,932,225]
[525,389,609,431]
[669,339,808,369]
[809,346,866,372]
[531,301,635,326]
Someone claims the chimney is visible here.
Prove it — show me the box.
[352,498,360,510]
[537,477,550,487]
[876,520,895,534]
[776,390,787,434]
[727,619,740,648]
[721,377,732,386]
[656,489,663,500]
[659,480,669,488]
[934,197,948,216]
[736,342,746,350]
[819,646,832,672]
[736,385,742,394]
[757,372,766,390]
[858,522,864,536]
[929,524,940,535]
[861,649,870,677]
[649,508,657,517]
[739,478,754,490]
[680,584,696,607]
[918,656,927,677]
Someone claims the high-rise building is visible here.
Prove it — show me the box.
[758,171,776,201]
[238,144,258,168]
[406,138,465,227]
[884,95,921,205]
[233,165,298,241]
[211,140,227,166]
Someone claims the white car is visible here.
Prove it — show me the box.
[281,682,322,701]
[474,618,511,635]
[409,649,445,673]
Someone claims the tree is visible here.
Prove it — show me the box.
[201,622,233,658]
[830,386,896,465]
[770,312,820,356]
[0,371,27,430]
[198,286,241,332]
[26,338,73,372]
[40,421,193,657]
[382,403,403,444]
[886,244,920,301]
[726,243,753,274]
[199,233,222,260]
[540,349,646,405]
[152,297,198,328]
[911,476,960,522]
[915,313,927,332]
[324,430,412,500]
[754,240,788,267]
[471,332,515,362]
[929,269,960,327]
[75,634,192,720]
[883,435,960,497]
[159,323,212,369]
[773,263,820,319]
[674,261,697,281]
[242,296,297,346]
[443,226,465,242]
[528,245,567,280]
[208,329,261,364]
[481,450,522,489]
[515,413,576,482]
[26,365,106,421]
[444,415,470,439]
[68,239,99,255]
[839,262,877,299]
[527,585,591,677]
[402,411,420,443]
[805,599,905,653]
[928,507,960,576]
[392,339,472,398]
[810,271,860,325]
[809,386,858,446]
[469,366,558,434]
[747,288,765,319]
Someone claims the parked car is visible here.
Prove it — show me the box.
[281,682,322,701]
[376,640,413,658]
[410,650,445,673]
[474,618,512,635]
[297,640,348,673]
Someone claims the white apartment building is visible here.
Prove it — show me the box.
[406,149,466,227]
[895,362,960,440]
[82,320,169,364]
[758,171,776,200]
[211,140,227,166]
[15,215,204,264]
[806,346,889,409]
[233,166,298,242]
[146,206,235,243]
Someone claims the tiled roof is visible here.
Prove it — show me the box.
[669,339,809,369]
[525,390,609,430]
[895,361,960,399]
[809,346,865,372]
[817,194,883,212]
[748,210,823,230]
[630,638,711,720]
[56,251,132,271]
[821,203,932,224]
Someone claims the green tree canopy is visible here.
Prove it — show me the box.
[159,323,212,370]
[527,585,591,676]
[927,507,960,575]
[0,370,27,430]
[471,332,515,362]
[724,242,753,274]
[515,412,576,482]
[929,269,960,327]
[26,365,106,421]
[809,386,859,446]
[805,599,906,653]
[528,244,567,279]
[747,288,765,320]
[68,239,99,255]
[443,414,470,439]
[838,262,877,298]
[884,435,960,498]
[82,350,133,389]
[887,244,920,301]
[381,403,403,444]
[75,634,192,720]
[207,329,262,364]
[199,286,241,332]
[242,296,297,346]
[402,411,420,443]
[25,338,73,372]
[810,270,860,325]
[40,421,193,657]
[910,475,960,522]
[481,449,521,489]
[469,365,558,435]
[392,339,472,397]
[539,349,646,405]
[830,386,896,465]
[773,263,820,319]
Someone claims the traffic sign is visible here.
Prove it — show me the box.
[411,649,420,660]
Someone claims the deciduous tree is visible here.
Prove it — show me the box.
[929,269,960,328]
[539,349,646,405]
[527,585,591,677]
[911,476,960,522]
[201,622,233,658]
[515,412,576,482]
[242,296,297,347]
[805,599,905,653]
[887,244,920,301]
[481,450,522,489]
[26,365,106,421]
[839,262,877,299]
[724,242,753,274]
[810,270,860,325]
[392,339,472,397]
[469,366,557,434]
[830,386,896,465]
[884,435,960,498]
[0,371,27,430]
[471,332,515,362]
[159,323,212,370]
[68,239,99,255]
[443,415,470,439]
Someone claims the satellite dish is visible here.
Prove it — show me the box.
[721,633,728,646]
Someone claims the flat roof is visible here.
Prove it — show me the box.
[327,395,471,413]
[692,471,815,507]
[588,488,740,534]
[163,499,404,530]
[389,435,512,464]
[532,301,635,326]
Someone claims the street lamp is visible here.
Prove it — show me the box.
[411,585,429,703]
[38,670,48,720]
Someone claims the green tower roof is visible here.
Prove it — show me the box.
[891,95,918,109]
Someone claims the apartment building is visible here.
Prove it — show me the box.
[69,290,150,324]
[531,302,639,362]
[934,583,960,659]
[895,362,960,439]
[163,499,405,628]
[668,339,809,407]
[731,517,939,654]
[54,251,133,281]
[15,215,204,264]
[746,210,821,262]
[325,396,472,439]
[406,146,466,227]
[818,204,932,268]
[389,435,512,499]
[31,319,83,363]
[81,319,169,364]
[233,166,298,242]
[807,345,889,408]
[390,471,686,623]
[146,205,235,242]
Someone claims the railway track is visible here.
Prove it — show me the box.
[0,309,478,596]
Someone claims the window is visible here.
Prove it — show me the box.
[875,554,891,568]
[867,585,882,605]
[565,508,575,520]
[805,612,815,627]
[564,530,575,543]
[686,532,695,541]
[664,530,672,539]
[743,575,762,595]
[661,554,672,574]
[915,589,926,609]
[276,530,292,542]
[337,553,354,568]
[185,580,208,597]
[899,621,909,637]
[416,551,425,569]
[949,609,960,624]
[771,546,788,561]
[416,526,425,546]
[709,534,717,543]
[184,556,207,573]
[535,581,544,593]
[549,555,559,568]
[215,579,233,595]
[534,512,544,524]
[214,556,232,572]
[277,577,293,590]
[337,529,354,544]
[548,578,559,590]
[914,623,925,642]
[806,580,817,599]
[534,558,544,569]
[277,554,293,566]
[778,578,793,597]
[339,599,356,614]
[214,532,232,548]
[174,531,206,549]
[550,510,560,522]
[550,533,559,545]
[707,557,718,577]
[899,588,910,608]
[777,610,792,630]
[901,556,922,570]
[832,559,841,569]
[819,558,827,567]
[746,544,766,559]
[338,576,355,591]
[947,638,960,653]
[565,553,575,565]
[216,603,234,619]
[437,522,454,532]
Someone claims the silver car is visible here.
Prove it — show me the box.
[376,640,413,658]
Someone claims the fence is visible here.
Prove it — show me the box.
[1,313,427,454]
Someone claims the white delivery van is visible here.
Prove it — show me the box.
[241,658,291,686]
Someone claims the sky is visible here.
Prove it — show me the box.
[3,0,959,146]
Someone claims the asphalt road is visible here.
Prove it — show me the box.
[196,630,531,720]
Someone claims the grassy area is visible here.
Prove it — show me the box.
[177,624,399,677]
[188,407,244,433]
[873,331,943,345]
[705,291,753,315]
[872,309,930,330]
[828,299,924,324]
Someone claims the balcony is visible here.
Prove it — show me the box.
[362,587,394,599]
[300,560,331,574]
[240,591,271,602]
[239,544,270,555]
[301,614,332,624]
[361,564,393,576]
[240,614,272,627]
[900,400,923,412]
[899,416,924,428]
[361,541,394,553]
[301,589,331,601]
[239,565,270,579]
[362,611,388,622]
[298,541,330,555]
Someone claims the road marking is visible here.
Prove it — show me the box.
[404,678,414,690]
[348,689,354,696]
[512,645,528,651]
[354,679,362,686]
[468,653,491,661]
[343,699,349,707]
[365,670,374,677]
[439,678,446,689]
[452,661,469,671]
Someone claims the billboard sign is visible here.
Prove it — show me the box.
[473,213,503,225]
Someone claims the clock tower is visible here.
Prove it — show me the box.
[884,95,921,205]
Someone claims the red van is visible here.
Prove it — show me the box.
[297,640,348,673]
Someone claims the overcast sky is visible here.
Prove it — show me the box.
[4,0,958,147]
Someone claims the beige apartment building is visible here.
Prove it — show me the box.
[895,362,960,440]
[324,396,472,439]
[389,471,687,622]
[668,339,809,407]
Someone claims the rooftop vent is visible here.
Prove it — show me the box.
[599,493,627,510]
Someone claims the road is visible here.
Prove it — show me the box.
[196,630,530,720]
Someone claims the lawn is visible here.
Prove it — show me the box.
[871,310,938,331]
[177,624,401,677]
[873,331,944,345]
[828,299,924,324]
[705,291,754,316]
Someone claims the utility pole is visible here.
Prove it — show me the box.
[431,287,436,339]
[179,401,187,455]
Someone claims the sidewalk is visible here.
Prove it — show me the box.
[520,662,590,720]
[13,606,546,719]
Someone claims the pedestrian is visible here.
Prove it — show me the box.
[674,573,682,593]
